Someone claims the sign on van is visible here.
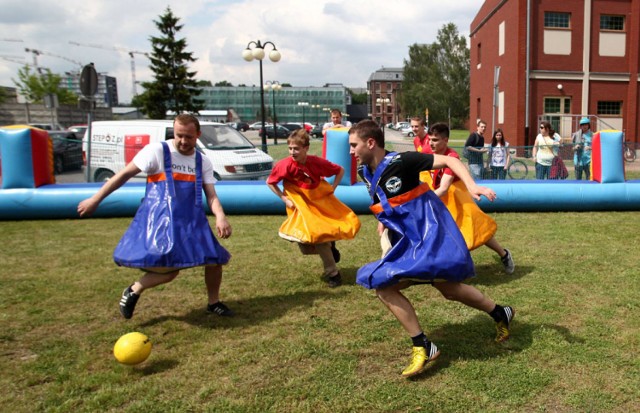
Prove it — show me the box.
[124,135,150,164]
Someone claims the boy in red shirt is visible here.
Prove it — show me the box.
[267,129,360,287]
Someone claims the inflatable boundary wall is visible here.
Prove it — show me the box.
[0,127,639,220]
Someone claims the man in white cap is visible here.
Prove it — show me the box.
[572,117,593,180]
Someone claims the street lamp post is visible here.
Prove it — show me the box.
[265,80,281,144]
[376,97,390,136]
[322,107,331,125]
[242,40,281,153]
[297,101,309,126]
[311,104,321,124]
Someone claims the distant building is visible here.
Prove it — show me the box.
[198,85,350,125]
[62,71,118,108]
[470,0,640,148]
[367,67,404,125]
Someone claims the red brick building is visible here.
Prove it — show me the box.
[470,0,640,149]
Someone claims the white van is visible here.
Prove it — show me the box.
[83,120,273,182]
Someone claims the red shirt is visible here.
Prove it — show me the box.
[430,148,461,189]
[413,135,433,154]
[267,155,341,189]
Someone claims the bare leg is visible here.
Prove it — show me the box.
[432,281,495,312]
[315,242,338,276]
[485,236,506,257]
[376,282,423,337]
[204,265,223,305]
[131,270,179,295]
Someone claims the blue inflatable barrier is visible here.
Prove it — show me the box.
[1,126,640,220]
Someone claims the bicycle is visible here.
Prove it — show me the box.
[623,141,636,162]
[482,158,529,180]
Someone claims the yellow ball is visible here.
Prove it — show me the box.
[113,332,152,365]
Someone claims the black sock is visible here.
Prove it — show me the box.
[411,332,429,348]
[489,304,505,322]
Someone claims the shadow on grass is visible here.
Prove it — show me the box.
[133,358,180,375]
[469,263,533,286]
[406,315,585,381]
[138,289,344,329]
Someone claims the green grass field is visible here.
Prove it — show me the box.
[1,211,639,412]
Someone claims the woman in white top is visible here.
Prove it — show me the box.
[532,121,561,180]
[488,128,510,180]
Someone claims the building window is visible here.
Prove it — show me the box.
[544,12,570,29]
[600,15,625,31]
[477,43,482,67]
[544,97,571,114]
[498,22,505,56]
[597,101,622,115]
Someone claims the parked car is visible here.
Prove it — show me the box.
[249,121,271,130]
[394,121,409,131]
[67,124,88,136]
[303,122,314,132]
[259,124,291,139]
[29,123,64,131]
[310,124,323,139]
[227,122,250,132]
[50,131,83,174]
[401,125,428,137]
[281,123,303,132]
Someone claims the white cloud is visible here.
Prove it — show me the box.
[0,0,483,103]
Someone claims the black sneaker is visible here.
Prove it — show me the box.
[331,241,341,263]
[207,301,235,317]
[501,249,515,274]
[326,272,342,288]
[119,285,139,319]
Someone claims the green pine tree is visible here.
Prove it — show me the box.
[136,7,204,118]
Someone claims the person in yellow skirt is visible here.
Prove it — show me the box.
[422,122,514,274]
[267,129,361,287]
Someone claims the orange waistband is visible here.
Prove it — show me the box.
[370,183,431,214]
[147,172,196,183]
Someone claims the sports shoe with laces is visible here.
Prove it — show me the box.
[401,342,440,378]
[119,285,139,319]
[330,241,341,264]
[207,301,235,317]
[326,272,342,288]
[495,306,515,342]
[501,249,515,274]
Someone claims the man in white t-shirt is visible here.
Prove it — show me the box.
[78,114,235,319]
[322,109,352,133]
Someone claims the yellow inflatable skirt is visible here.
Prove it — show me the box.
[420,172,496,250]
[278,180,361,244]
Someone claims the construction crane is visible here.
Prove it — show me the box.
[24,47,82,70]
[0,55,27,66]
[69,41,149,97]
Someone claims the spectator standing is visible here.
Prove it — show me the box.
[464,120,488,180]
[322,109,352,133]
[572,117,593,180]
[488,128,511,180]
[532,121,561,180]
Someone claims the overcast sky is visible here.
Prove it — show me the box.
[1,0,484,104]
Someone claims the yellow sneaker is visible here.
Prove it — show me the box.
[495,306,515,343]
[401,343,440,378]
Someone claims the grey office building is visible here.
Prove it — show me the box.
[199,84,351,125]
